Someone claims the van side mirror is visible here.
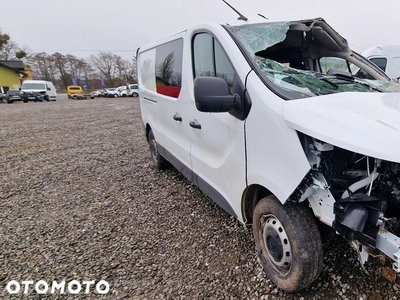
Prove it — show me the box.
[194,77,240,113]
[47,87,51,91]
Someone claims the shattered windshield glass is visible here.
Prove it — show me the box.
[256,58,398,97]
[230,23,289,55]
[227,22,399,99]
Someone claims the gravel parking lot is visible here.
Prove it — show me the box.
[0,97,399,299]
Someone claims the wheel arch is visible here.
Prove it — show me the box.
[242,184,274,224]
[145,123,152,141]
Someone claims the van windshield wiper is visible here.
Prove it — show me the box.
[318,74,383,92]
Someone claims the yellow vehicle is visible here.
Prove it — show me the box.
[67,85,83,99]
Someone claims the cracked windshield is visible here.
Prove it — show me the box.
[228,22,398,99]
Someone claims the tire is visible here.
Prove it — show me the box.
[253,195,323,293]
[147,129,167,170]
[113,94,118,98]
[132,92,138,97]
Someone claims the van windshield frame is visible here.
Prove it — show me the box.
[224,21,398,100]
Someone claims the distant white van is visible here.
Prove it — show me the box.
[138,17,400,292]
[359,45,400,80]
[21,80,57,102]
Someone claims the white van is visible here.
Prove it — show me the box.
[138,17,400,292]
[21,80,57,102]
[360,45,400,80]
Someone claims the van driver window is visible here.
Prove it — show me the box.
[193,33,235,87]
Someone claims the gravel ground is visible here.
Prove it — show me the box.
[0,96,399,299]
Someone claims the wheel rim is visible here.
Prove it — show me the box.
[261,214,292,274]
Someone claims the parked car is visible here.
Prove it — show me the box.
[106,88,120,98]
[92,90,103,97]
[67,85,83,99]
[128,84,139,97]
[138,16,400,293]
[5,90,22,103]
[116,86,129,97]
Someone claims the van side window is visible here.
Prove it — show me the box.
[319,57,350,74]
[155,39,183,98]
[139,39,183,98]
[369,57,387,72]
[193,33,235,87]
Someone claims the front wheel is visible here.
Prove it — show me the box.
[253,195,323,293]
[147,129,167,170]
[131,92,138,97]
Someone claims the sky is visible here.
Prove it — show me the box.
[2,0,400,60]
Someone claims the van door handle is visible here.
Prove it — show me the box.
[189,120,201,129]
[173,114,182,122]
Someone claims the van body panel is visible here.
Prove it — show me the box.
[139,39,192,175]
[284,92,400,163]
[245,71,311,202]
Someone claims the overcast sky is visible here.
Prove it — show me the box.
[2,0,400,60]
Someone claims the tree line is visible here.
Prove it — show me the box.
[0,29,137,91]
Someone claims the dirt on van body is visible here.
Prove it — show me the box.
[0,97,399,299]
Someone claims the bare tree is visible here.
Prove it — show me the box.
[125,57,137,83]
[52,52,70,87]
[27,52,55,81]
[89,52,123,87]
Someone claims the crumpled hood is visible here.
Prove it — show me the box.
[283,92,400,163]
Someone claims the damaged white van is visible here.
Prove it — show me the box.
[138,17,400,292]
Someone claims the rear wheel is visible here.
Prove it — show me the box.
[147,129,167,170]
[253,195,323,292]
[131,92,138,97]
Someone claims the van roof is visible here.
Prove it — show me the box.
[138,17,328,52]
[361,45,400,58]
[23,80,49,84]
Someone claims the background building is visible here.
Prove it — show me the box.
[0,60,28,93]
